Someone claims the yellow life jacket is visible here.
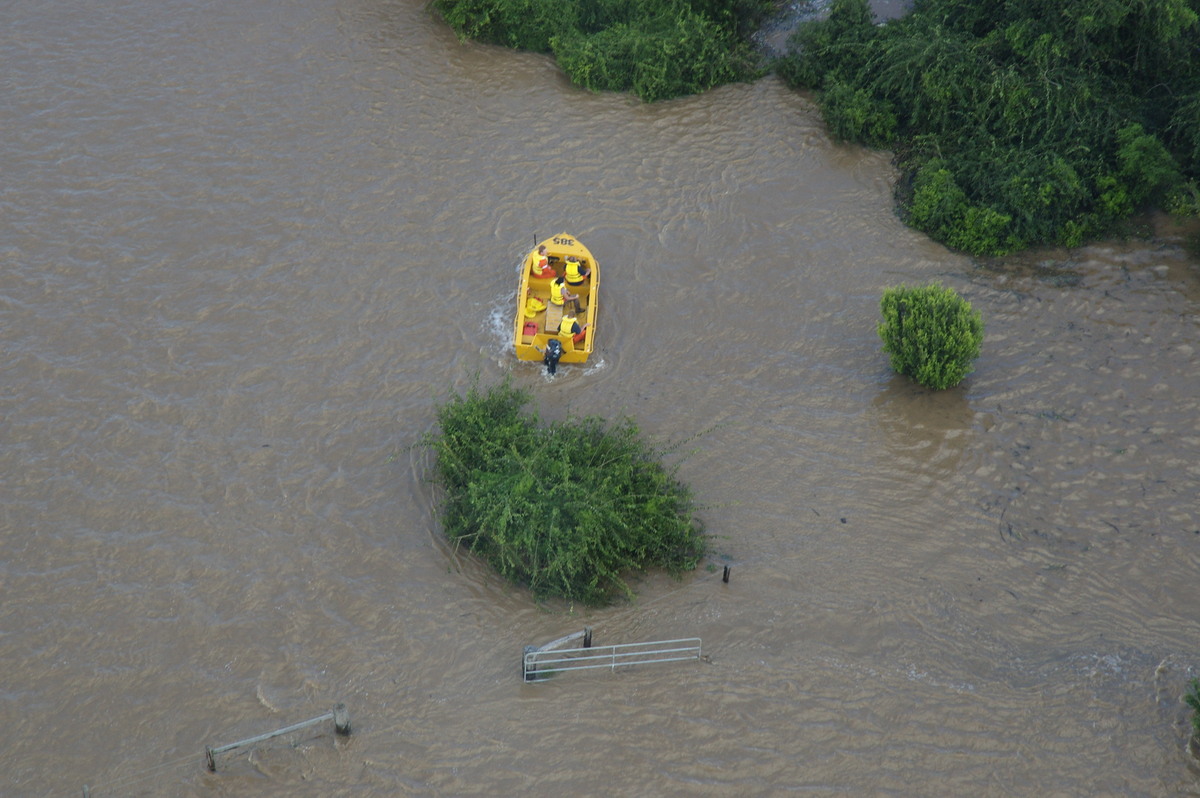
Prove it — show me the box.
[559,314,578,335]
[565,258,585,284]
[550,280,565,305]
[531,250,548,276]
[524,296,546,317]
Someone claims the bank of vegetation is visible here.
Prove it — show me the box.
[425,379,706,605]
[778,0,1200,255]
[432,0,773,101]
[434,0,1200,255]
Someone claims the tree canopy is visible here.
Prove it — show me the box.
[778,0,1200,255]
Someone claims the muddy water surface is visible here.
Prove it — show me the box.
[2,0,1199,795]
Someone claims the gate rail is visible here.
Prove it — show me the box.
[523,635,701,682]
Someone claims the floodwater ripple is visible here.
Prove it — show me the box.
[1,0,1198,795]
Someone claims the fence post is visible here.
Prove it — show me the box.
[333,703,351,736]
[523,645,538,682]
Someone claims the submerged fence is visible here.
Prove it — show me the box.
[523,629,701,682]
[204,703,351,772]
[80,565,740,794]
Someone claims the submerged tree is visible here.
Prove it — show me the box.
[425,378,706,605]
[878,283,983,390]
[778,0,1200,255]
[433,0,772,102]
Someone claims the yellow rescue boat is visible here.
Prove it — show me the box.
[513,233,598,370]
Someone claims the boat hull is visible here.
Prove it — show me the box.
[513,233,599,364]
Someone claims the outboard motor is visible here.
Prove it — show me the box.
[543,338,563,375]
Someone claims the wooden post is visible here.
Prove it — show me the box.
[205,745,217,772]
[333,703,351,736]
[722,565,730,583]
[583,627,593,648]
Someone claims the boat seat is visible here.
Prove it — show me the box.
[544,301,563,334]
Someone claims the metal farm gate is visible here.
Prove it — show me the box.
[522,630,701,682]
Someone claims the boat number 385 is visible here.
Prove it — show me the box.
[553,237,575,246]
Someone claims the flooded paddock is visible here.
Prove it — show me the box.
[2,0,1199,794]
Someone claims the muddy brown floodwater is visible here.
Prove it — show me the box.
[2,0,1198,795]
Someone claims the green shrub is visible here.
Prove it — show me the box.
[553,9,756,102]
[1164,182,1200,217]
[434,0,767,102]
[1187,678,1200,739]
[819,79,897,148]
[1115,123,1183,208]
[775,0,875,90]
[435,0,573,50]
[425,379,706,605]
[905,159,1019,256]
[878,283,984,390]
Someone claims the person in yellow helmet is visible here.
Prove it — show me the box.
[549,276,582,314]
[564,256,590,286]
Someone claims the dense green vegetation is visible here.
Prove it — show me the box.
[778,0,1200,255]
[432,0,772,101]
[425,379,706,605]
[435,0,1200,252]
[878,283,983,389]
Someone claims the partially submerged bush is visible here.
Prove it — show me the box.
[878,283,983,390]
[425,379,706,605]
[1186,678,1200,744]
